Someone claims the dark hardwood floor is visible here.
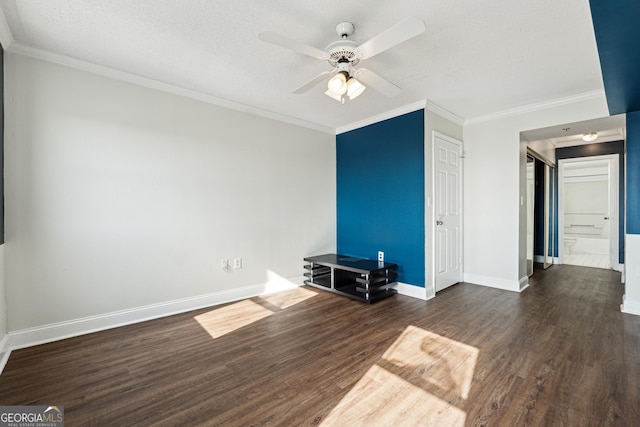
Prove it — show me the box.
[1,265,639,426]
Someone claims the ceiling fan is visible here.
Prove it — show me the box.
[259,17,426,103]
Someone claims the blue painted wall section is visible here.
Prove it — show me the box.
[589,0,640,114]
[336,110,425,287]
[627,112,640,234]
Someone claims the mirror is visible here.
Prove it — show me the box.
[543,164,555,269]
[527,155,535,276]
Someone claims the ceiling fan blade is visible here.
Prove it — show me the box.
[292,71,334,94]
[259,31,328,60]
[355,17,426,59]
[354,68,401,97]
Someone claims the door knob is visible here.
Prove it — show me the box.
[436,220,443,225]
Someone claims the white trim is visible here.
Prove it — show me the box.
[0,334,10,374]
[465,90,606,125]
[425,100,464,126]
[519,276,530,292]
[7,276,304,352]
[463,273,524,292]
[393,282,434,301]
[6,40,461,136]
[6,42,335,135]
[621,294,640,316]
[336,100,427,134]
[0,5,12,49]
[336,99,465,135]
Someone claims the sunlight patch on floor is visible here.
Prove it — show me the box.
[194,300,273,339]
[259,286,318,309]
[321,325,478,426]
[381,325,478,400]
[194,282,317,339]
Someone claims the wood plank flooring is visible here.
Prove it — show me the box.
[1,265,639,426]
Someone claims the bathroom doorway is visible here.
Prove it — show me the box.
[558,155,619,269]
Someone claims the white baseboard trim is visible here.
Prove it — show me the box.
[621,294,640,316]
[0,334,10,374]
[519,276,530,292]
[7,276,305,352]
[393,282,433,301]
[463,273,523,292]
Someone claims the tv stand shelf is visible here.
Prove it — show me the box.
[303,254,398,303]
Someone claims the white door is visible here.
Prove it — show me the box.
[434,134,463,292]
[558,155,619,270]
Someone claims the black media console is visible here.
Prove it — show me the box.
[303,254,398,303]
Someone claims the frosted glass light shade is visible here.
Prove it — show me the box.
[347,78,366,100]
[327,73,347,95]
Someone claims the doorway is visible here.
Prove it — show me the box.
[527,151,555,276]
[433,132,463,292]
[558,155,619,270]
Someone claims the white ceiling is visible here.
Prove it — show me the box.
[0,0,604,132]
[521,114,626,148]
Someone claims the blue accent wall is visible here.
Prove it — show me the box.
[336,110,425,287]
[627,112,640,234]
[589,0,640,114]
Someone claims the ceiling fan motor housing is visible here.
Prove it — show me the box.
[326,39,360,67]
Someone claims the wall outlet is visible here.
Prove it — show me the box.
[233,257,242,269]
[378,251,384,262]
[221,259,229,270]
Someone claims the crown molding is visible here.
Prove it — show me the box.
[0,6,12,49]
[6,42,335,135]
[425,100,465,126]
[336,100,427,134]
[465,90,607,125]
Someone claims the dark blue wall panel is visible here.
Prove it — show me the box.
[336,110,425,287]
[627,112,640,234]
[589,0,640,114]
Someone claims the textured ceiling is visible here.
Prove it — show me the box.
[0,0,604,131]
[521,114,625,149]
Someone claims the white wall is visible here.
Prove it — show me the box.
[623,235,640,315]
[463,94,609,291]
[4,53,336,334]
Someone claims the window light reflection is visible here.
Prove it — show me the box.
[321,325,478,426]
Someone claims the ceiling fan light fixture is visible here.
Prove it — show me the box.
[582,132,598,142]
[324,89,343,103]
[327,72,348,95]
[346,77,366,100]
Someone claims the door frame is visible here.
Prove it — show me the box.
[558,154,620,270]
[431,131,464,293]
